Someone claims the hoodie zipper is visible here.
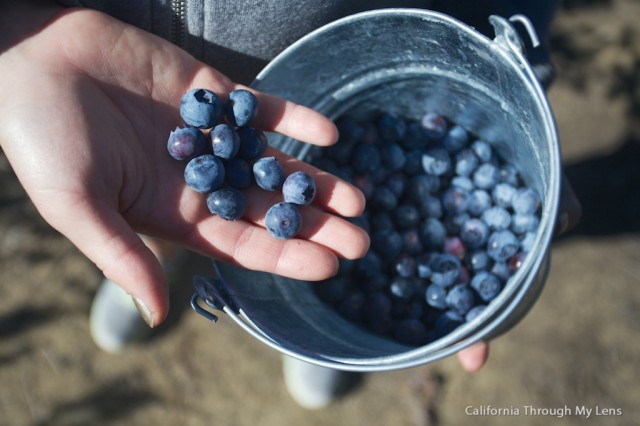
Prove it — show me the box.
[171,0,186,48]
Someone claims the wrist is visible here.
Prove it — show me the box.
[0,0,64,54]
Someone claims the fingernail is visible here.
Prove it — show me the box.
[132,296,156,328]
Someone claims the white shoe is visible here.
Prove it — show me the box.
[89,278,150,353]
[282,356,363,409]
[89,237,187,353]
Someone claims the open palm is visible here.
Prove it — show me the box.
[0,8,369,325]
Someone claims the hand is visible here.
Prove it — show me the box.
[456,175,581,372]
[0,6,368,327]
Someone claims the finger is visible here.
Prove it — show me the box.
[185,68,339,147]
[265,147,366,217]
[47,196,169,327]
[180,214,341,281]
[239,185,370,260]
[457,342,489,373]
[250,91,339,147]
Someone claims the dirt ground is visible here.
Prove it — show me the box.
[1,1,639,425]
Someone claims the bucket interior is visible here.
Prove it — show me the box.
[215,10,560,368]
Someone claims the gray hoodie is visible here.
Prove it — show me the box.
[54,1,556,85]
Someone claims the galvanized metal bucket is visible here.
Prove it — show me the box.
[192,9,561,372]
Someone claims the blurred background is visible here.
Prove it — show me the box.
[1,0,638,425]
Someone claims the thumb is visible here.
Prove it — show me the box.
[47,195,170,328]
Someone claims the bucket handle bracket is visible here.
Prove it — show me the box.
[490,14,540,59]
[190,274,237,323]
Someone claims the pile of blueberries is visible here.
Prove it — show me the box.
[167,88,316,239]
[311,112,542,346]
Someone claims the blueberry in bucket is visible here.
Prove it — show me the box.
[308,110,542,347]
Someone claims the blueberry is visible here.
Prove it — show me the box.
[370,186,398,211]
[491,260,512,281]
[385,174,406,198]
[401,122,429,150]
[450,176,475,192]
[253,156,285,191]
[381,143,406,172]
[419,217,446,250]
[500,164,520,186]
[401,229,424,255]
[455,149,479,176]
[377,113,406,143]
[422,148,452,176]
[206,187,246,221]
[351,143,381,173]
[394,253,417,278]
[389,276,416,301]
[467,189,492,217]
[353,174,375,199]
[282,171,317,206]
[459,218,489,249]
[511,213,540,235]
[265,202,302,240]
[482,206,512,230]
[425,284,447,310]
[465,305,487,323]
[335,116,365,145]
[237,127,268,161]
[406,175,440,203]
[429,253,462,287]
[446,284,475,315]
[487,230,520,262]
[224,157,253,189]
[184,154,225,193]
[224,89,258,127]
[471,271,502,302]
[444,212,470,235]
[416,254,433,279]
[180,88,222,129]
[421,112,448,140]
[393,319,429,346]
[210,123,241,160]
[492,183,516,208]
[403,150,425,175]
[393,204,420,230]
[471,140,493,162]
[417,195,443,218]
[520,231,537,253]
[508,252,526,274]
[370,211,395,230]
[353,251,384,281]
[167,126,206,161]
[473,163,500,190]
[326,141,357,168]
[371,228,403,260]
[512,188,541,215]
[446,236,468,260]
[467,250,490,271]
[436,310,464,337]
[442,125,469,153]
[442,187,470,214]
